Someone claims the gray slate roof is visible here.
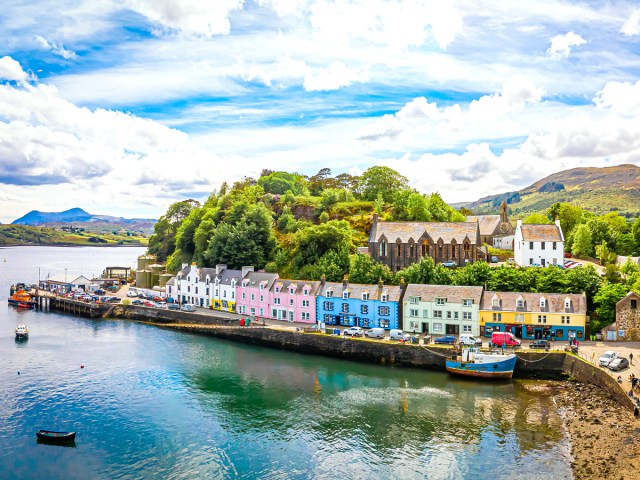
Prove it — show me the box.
[404,284,483,304]
[273,279,322,295]
[242,271,279,289]
[318,281,403,302]
[481,291,586,314]
[371,221,480,244]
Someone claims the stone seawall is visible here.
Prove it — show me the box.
[110,306,632,410]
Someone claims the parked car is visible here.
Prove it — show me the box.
[143,300,155,307]
[459,334,482,346]
[155,302,167,308]
[490,332,521,348]
[491,256,499,263]
[131,299,144,305]
[181,303,196,312]
[441,260,457,268]
[564,252,572,258]
[608,357,629,371]
[389,329,410,341]
[598,351,618,367]
[365,327,385,339]
[126,290,137,297]
[94,289,106,295]
[434,335,457,345]
[343,327,364,337]
[529,339,551,350]
[168,303,180,310]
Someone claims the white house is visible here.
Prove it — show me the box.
[211,264,243,312]
[514,219,564,267]
[174,263,215,307]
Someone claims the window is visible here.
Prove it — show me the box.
[492,313,502,321]
[324,314,333,323]
[250,294,255,301]
[362,292,369,301]
[215,289,219,296]
[529,258,533,265]
[447,311,452,319]
[275,287,280,293]
[323,301,334,310]
[380,240,387,257]
[454,312,459,320]
[561,316,570,324]
[410,308,419,317]
[436,298,446,305]
[342,303,349,312]
[381,294,388,302]
[564,298,571,309]
[540,297,546,309]
[537,315,547,323]
[397,243,401,256]
[303,289,308,296]
[433,310,443,318]
[491,295,500,308]
[361,305,369,314]
[289,311,294,321]
[462,299,472,307]
[515,314,524,323]
[343,291,350,299]
[553,242,557,250]
[289,299,294,306]
[433,322,443,332]
[231,291,235,299]
[259,308,264,316]
[529,242,534,249]
[516,298,524,308]
[325,290,333,298]
[302,300,309,307]
[242,292,246,299]
[409,244,415,257]
[260,284,264,291]
[541,242,545,250]
[463,325,472,333]
[556,329,563,338]
[250,307,255,315]
[261,295,265,302]
[632,299,638,309]
[187,286,191,293]
[380,319,390,328]
[362,318,370,327]
[409,296,420,304]
[301,312,310,321]
[463,312,472,321]
[379,306,390,316]
[423,309,429,318]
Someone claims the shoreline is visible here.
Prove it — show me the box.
[0,243,146,248]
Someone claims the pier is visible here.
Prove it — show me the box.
[33,289,109,318]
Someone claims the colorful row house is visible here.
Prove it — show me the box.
[315,278,402,330]
[170,263,214,307]
[402,285,483,336]
[211,264,243,313]
[480,291,587,341]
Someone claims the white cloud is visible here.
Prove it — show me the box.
[34,35,76,59]
[547,31,586,58]
[621,10,640,36]
[0,56,29,83]
[303,61,369,91]
[594,80,640,116]
[121,0,244,36]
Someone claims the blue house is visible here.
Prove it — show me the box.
[315,278,403,330]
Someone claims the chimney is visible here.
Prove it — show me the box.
[378,277,384,289]
[516,219,522,229]
[555,218,561,228]
[181,263,188,270]
[399,276,405,290]
[241,266,254,278]
[216,264,227,275]
[343,275,348,288]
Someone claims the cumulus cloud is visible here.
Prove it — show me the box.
[621,10,640,36]
[547,31,586,58]
[34,35,76,59]
[303,61,369,91]
[594,80,640,116]
[121,0,244,36]
[0,56,29,83]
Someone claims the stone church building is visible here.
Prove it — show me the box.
[466,201,515,247]
[368,214,482,271]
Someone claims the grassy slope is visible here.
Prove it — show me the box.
[0,225,148,246]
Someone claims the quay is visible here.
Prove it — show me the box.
[32,289,111,318]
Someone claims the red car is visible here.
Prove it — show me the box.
[143,300,155,307]
[564,252,572,258]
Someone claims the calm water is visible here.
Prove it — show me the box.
[0,247,573,479]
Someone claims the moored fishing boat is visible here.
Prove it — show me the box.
[36,430,76,444]
[15,324,29,340]
[8,288,36,308]
[446,347,517,379]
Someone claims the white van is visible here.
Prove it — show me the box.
[389,329,410,341]
[459,334,482,347]
[365,327,385,339]
[180,303,196,312]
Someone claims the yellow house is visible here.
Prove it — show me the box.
[480,291,587,341]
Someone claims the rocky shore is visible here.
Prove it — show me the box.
[554,381,640,480]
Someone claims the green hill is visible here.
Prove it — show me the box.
[460,164,640,217]
[0,224,148,246]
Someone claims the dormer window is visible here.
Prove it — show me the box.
[343,290,350,299]
[516,296,524,309]
[275,287,280,293]
[409,296,420,304]
[362,292,369,301]
[436,298,446,306]
[303,289,308,296]
[381,293,388,302]
[260,284,264,291]
[462,299,472,307]
[540,297,547,309]
[325,289,333,298]
[290,287,295,295]
[242,281,248,288]
[564,297,572,309]
[491,294,500,308]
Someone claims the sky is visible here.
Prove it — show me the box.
[0,0,639,223]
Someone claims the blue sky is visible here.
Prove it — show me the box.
[0,0,639,222]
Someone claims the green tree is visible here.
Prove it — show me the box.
[148,199,200,262]
[614,233,637,256]
[395,256,437,285]
[522,212,549,224]
[348,252,394,285]
[571,224,592,258]
[535,266,567,293]
[548,203,584,237]
[358,166,409,202]
[258,171,307,195]
[593,283,628,326]
[291,220,354,273]
[453,261,492,286]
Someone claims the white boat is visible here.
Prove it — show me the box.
[15,324,29,340]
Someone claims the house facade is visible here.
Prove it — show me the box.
[174,263,214,307]
[271,279,321,323]
[315,278,402,330]
[236,268,279,319]
[211,264,242,312]
[602,292,640,341]
[480,291,587,341]
[513,219,564,267]
[368,214,481,271]
[402,284,483,336]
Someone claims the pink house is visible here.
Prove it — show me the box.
[271,279,321,323]
[236,268,279,319]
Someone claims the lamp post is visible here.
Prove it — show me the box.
[64,268,68,293]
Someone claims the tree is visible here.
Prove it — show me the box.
[291,220,354,273]
[586,217,612,247]
[614,233,637,256]
[357,166,409,202]
[522,212,549,224]
[258,171,307,195]
[536,266,568,293]
[593,283,628,327]
[334,173,359,191]
[571,224,592,258]
[148,199,200,262]
[603,211,629,234]
[548,203,584,237]
[348,253,393,285]
[395,256,436,285]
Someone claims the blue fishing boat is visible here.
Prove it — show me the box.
[446,347,517,379]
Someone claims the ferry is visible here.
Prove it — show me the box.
[446,347,517,379]
[15,324,29,340]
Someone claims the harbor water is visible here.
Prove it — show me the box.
[0,246,573,479]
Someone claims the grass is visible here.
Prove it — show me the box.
[0,225,148,246]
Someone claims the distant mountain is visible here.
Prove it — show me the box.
[459,164,640,217]
[12,208,156,234]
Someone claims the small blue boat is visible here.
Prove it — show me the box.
[446,348,517,379]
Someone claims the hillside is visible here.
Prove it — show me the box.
[0,224,148,246]
[460,164,640,217]
[12,208,156,234]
